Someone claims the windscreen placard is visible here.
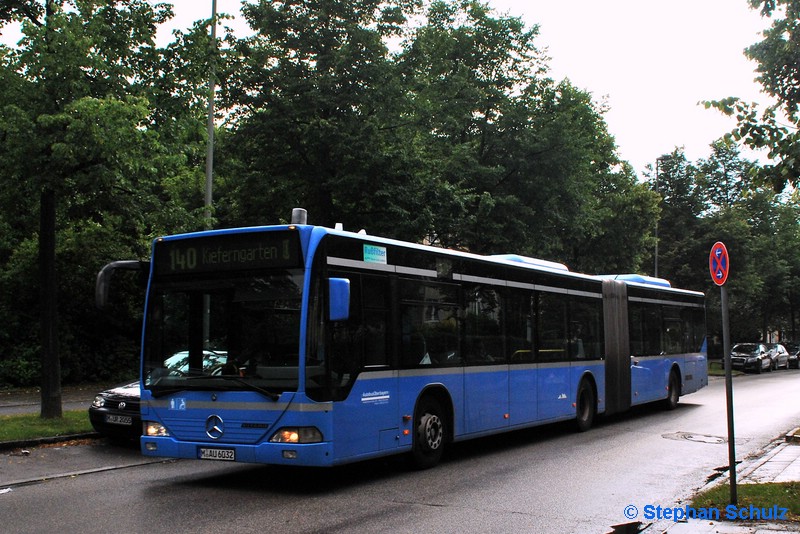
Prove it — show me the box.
[153,231,302,276]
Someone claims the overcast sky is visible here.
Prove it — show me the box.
[496,0,774,174]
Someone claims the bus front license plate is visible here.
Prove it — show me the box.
[198,447,235,461]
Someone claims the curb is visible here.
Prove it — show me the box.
[785,428,800,444]
[0,432,101,452]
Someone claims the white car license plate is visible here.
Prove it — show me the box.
[105,414,132,425]
[198,448,236,461]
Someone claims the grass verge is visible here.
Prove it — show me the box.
[707,362,744,377]
[0,410,93,442]
[692,481,800,522]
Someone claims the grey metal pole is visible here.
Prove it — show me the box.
[203,0,218,346]
[654,158,659,278]
[722,284,737,505]
[204,0,218,230]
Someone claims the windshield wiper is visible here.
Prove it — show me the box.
[150,386,190,398]
[217,375,280,401]
[148,376,225,398]
[148,375,280,401]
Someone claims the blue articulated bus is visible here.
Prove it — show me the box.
[97,210,707,469]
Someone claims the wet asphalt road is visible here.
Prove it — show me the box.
[1,372,799,533]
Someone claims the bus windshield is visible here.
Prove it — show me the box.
[143,270,304,398]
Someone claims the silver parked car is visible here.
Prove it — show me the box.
[784,342,800,369]
[765,343,790,370]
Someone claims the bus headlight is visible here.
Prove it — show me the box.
[269,427,322,444]
[144,421,170,437]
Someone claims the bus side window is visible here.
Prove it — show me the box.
[662,306,684,354]
[506,291,534,363]
[327,273,363,383]
[326,272,391,375]
[463,286,503,365]
[537,292,567,362]
[401,328,427,366]
[569,296,604,360]
[629,302,661,356]
[361,275,389,367]
[399,279,459,367]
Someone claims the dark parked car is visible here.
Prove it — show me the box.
[729,342,770,373]
[88,381,141,441]
[765,343,790,370]
[89,350,228,440]
[784,342,800,369]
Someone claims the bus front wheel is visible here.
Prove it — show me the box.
[575,380,596,432]
[411,397,446,469]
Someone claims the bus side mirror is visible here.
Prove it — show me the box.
[96,260,149,309]
[328,278,350,321]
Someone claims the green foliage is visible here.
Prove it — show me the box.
[0,1,209,388]
[221,0,418,235]
[706,1,800,192]
[221,0,647,278]
[0,0,797,388]
[0,353,40,388]
[648,141,800,346]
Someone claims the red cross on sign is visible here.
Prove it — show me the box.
[709,242,729,286]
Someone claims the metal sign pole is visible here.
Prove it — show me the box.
[721,284,736,505]
[710,241,735,506]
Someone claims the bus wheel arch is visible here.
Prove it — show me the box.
[575,375,597,432]
[664,366,681,410]
[410,387,452,469]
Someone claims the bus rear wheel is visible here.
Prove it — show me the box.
[411,397,446,469]
[575,380,596,432]
[664,370,680,410]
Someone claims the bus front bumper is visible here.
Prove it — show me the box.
[140,436,336,467]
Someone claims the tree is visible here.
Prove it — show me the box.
[0,1,207,412]
[220,0,421,235]
[1,1,167,416]
[394,2,651,271]
[637,149,706,289]
[572,161,658,275]
[696,140,756,211]
[692,141,800,345]
[221,0,649,276]
[707,0,800,192]
[394,0,545,251]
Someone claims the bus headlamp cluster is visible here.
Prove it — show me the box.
[144,421,170,437]
[269,427,322,444]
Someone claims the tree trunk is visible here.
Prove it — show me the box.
[40,187,62,418]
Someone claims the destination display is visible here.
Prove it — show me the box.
[153,231,302,276]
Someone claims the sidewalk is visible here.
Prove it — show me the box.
[650,432,800,534]
[0,384,104,410]
[0,386,156,489]
[0,435,160,489]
